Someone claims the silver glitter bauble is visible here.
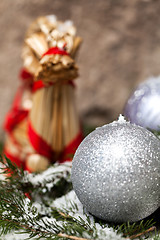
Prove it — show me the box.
[124,76,160,131]
[71,115,160,223]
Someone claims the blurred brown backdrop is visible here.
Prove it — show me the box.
[0,0,160,140]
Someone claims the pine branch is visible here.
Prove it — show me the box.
[23,163,72,201]
[153,234,160,240]
[0,192,93,239]
[58,233,93,240]
[112,219,156,239]
[0,155,72,201]
[150,129,160,138]
[0,158,96,239]
[129,226,156,239]
[0,180,126,240]
[0,156,158,240]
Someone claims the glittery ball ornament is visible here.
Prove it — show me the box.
[124,76,160,130]
[71,115,160,223]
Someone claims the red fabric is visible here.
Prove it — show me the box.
[3,86,29,133]
[28,121,55,160]
[42,47,69,58]
[19,68,33,82]
[32,80,45,92]
[24,165,32,173]
[4,109,28,133]
[28,121,83,163]
[32,80,54,92]
[59,130,83,163]
[3,68,33,133]
[24,192,31,199]
[4,149,25,169]
[32,80,75,92]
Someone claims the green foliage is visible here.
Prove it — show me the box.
[0,156,158,240]
[0,157,74,239]
[150,129,160,138]
[113,219,156,238]
[0,155,72,202]
[153,234,160,240]
[0,182,104,239]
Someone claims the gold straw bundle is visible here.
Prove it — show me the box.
[25,16,82,171]
[4,15,82,172]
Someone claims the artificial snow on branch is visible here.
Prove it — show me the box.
[0,157,158,240]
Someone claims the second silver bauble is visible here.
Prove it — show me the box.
[124,76,160,130]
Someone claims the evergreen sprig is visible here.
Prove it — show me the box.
[0,184,112,239]
[0,156,159,240]
[0,155,72,201]
[113,219,156,239]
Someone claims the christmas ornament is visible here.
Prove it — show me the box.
[25,15,83,170]
[71,115,160,223]
[124,76,160,131]
[3,15,83,172]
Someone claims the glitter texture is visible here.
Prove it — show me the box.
[124,76,160,130]
[71,117,160,223]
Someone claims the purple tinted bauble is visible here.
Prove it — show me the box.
[124,76,160,131]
